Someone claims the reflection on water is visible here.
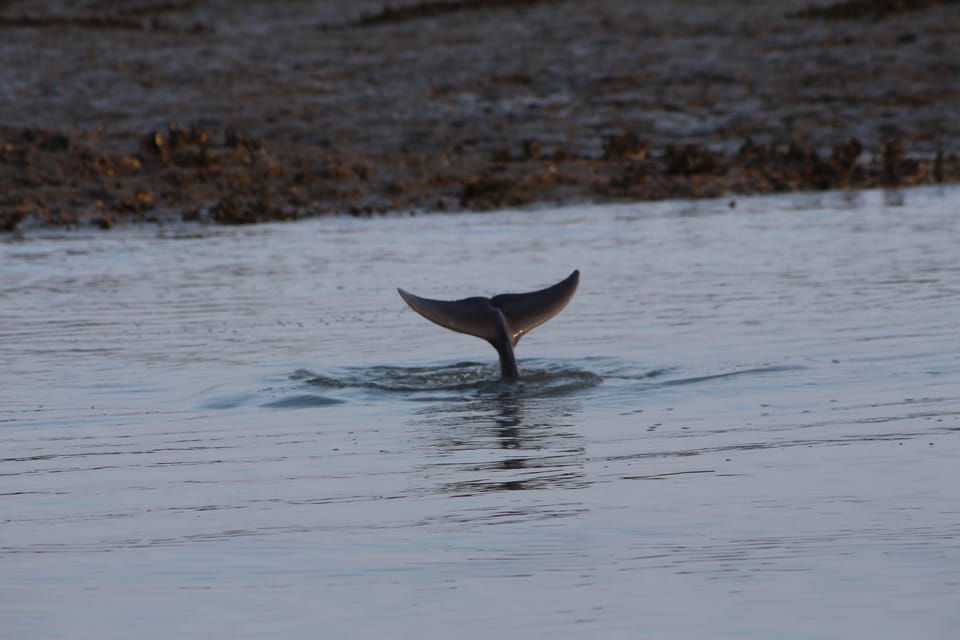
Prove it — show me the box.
[298,361,595,509]
[2,187,960,639]
[413,383,589,501]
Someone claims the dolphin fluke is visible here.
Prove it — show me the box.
[398,270,579,378]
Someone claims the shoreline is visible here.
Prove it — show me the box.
[2,123,956,232]
[3,0,960,231]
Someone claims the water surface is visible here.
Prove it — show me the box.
[2,188,959,639]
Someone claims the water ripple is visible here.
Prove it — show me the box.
[297,360,604,398]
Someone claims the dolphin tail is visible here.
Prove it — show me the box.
[397,270,579,377]
[491,270,580,346]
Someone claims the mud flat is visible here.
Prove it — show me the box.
[2,0,959,230]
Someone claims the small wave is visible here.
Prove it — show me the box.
[199,393,259,410]
[243,361,801,410]
[302,362,497,393]
[295,360,603,398]
[515,362,603,397]
[199,379,346,411]
[260,394,346,409]
[657,364,805,388]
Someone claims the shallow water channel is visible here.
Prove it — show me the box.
[3,187,959,639]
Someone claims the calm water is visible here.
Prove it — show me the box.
[2,188,959,639]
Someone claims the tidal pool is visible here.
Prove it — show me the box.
[2,187,959,639]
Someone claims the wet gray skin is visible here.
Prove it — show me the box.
[398,270,580,378]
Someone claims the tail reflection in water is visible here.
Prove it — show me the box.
[299,359,599,524]
[411,383,590,504]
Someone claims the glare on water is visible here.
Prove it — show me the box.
[2,187,959,639]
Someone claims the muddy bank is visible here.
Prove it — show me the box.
[2,0,960,230]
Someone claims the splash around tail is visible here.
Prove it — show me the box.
[398,270,579,378]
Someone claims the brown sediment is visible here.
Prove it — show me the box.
[4,123,955,228]
[2,0,960,231]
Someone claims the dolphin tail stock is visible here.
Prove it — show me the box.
[397,270,579,378]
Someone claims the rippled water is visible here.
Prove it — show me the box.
[3,187,959,639]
